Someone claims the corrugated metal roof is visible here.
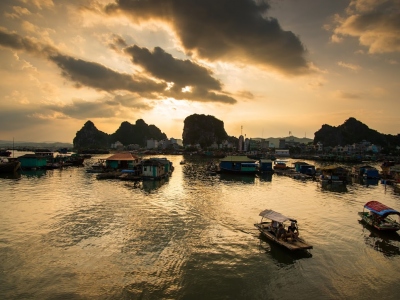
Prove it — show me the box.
[106,152,139,161]
[219,155,256,162]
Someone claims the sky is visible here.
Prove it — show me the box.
[0,0,399,143]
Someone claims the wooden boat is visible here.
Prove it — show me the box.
[86,159,106,173]
[0,150,12,157]
[273,160,288,170]
[254,209,313,251]
[358,201,400,231]
[0,158,21,173]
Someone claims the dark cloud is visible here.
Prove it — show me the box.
[106,0,310,75]
[55,95,152,119]
[125,45,222,90]
[45,94,153,120]
[49,54,164,95]
[0,28,237,104]
[0,28,163,96]
[0,28,57,57]
[125,45,237,104]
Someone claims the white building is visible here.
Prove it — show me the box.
[238,135,244,151]
[111,141,123,149]
[275,149,290,156]
[170,138,183,147]
[146,139,158,149]
[316,142,323,152]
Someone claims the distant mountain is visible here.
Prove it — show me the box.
[73,120,110,149]
[110,119,167,146]
[314,117,400,148]
[73,119,167,150]
[250,136,313,147]
[0,140,72,148]
[182,114,229,147]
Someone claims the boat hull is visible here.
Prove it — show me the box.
[254,223,313,251]
[0,160,21,173]
[358,212,400,231]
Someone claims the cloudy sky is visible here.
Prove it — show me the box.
[0,0,399,143]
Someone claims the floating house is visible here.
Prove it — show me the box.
[150,157,174,174]
[351,165,380,179]
[259,159,273,173]
[105,152,140,170]
[18,154,48,170]
[293,161,316,175]
[319,165,349,182]
[219,156,258,174]
[141,158,170,180]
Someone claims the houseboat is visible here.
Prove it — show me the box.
[318,165,349,185]
[105,152,140,170]
[351,165,380,179]
[293,161,316,175]
[219,156,258,174]
[141,158,172,180]
[258,159,273,173]
[18,154,48,170]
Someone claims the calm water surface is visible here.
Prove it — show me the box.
[1,154,400,299]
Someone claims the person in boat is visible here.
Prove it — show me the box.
[271,221,279,234]
[276,223,287,241]
[287,222,299,241]
[370,212,383,225]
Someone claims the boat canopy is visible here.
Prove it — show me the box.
[259,209,296,223]
[364,201,400,217]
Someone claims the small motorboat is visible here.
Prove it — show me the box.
[254,209,313,251]
[358,201,400,231]
[86,159,106,173]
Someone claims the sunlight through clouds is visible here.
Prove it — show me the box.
[0,0,398,141]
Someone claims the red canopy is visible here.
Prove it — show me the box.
[365,201,391,212]
[364,201,400,217]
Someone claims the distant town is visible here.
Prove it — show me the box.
[2,134,399,163]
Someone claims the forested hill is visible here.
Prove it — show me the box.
[314,117,400,148]
[182,114,230,148]
[73,119,167,149]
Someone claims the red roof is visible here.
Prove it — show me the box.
[106,152,139,161]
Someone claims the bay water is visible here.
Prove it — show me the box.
[1,154,399,299]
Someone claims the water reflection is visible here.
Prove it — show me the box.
[259,173,273,182]
[218,173,256,184]
[352,177,380,186]
[359,221,400,257]
[142,178,169,192]
[44,204,117,248]
[0,172,21,180]
[20,169,47,178]
[318,182,348,193]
